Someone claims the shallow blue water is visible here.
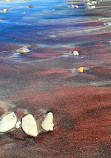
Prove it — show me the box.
[0,0,85,44]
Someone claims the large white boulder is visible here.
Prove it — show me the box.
[22,114,38,137]
[0,112,17,132]
[41,112,54,131]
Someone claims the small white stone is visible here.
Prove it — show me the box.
[0,112,17,132]
[73,51,79,56]
[74,5,78,8]
[16,120,21,129]
[92,1,97,5]
[3,9,8,13]
[69,4,74,8]
[16,47,30,54]
[104,22,111,26]
[41,112,54,131]
[87,2,92,6]
[22,114,38,137]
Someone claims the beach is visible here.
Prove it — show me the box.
[0,0,111,157]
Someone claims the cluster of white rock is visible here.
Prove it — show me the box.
[104,22,111,26]
[0,112,54,137]
[69,4,78,8]
[85,0,97,9]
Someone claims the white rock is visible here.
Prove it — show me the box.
[92,1,97,5]
[16,120,21,129]
[74,5,78,8]
[73,51,79,56]
[22,114,38,137]
[41,112,54,131]
[3,9,8,13]
[16,47,30,54]
[87,2,92,6]
[0,112,17,132]
[69,4,75,8]
[104,22,111,26]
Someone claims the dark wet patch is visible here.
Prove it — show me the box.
[88,66,111,79]
[58,114,75,128]
[84,105,111,119]
[97,142,111,158]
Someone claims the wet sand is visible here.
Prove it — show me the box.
[0,0,111,157]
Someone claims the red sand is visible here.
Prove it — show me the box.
[0,86,110,158]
